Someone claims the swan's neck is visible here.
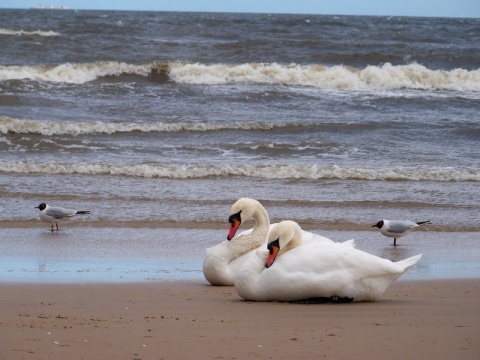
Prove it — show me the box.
[251,205,270,237]
[229,206,270,259]
[278,235,302,257]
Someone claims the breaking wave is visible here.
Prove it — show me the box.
[169,62,480,92]
[0,61,151,84]
[0,161,478,181]
[0,28,60,37]
[0,60,479,92]
[0,116,292,136]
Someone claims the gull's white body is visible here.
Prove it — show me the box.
[373,219,430,246]
[36,203,89,231]
[235,221,422,302]
[202,199,333,286]
[378,220,421,238]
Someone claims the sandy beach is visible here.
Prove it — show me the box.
[1,279,478,360]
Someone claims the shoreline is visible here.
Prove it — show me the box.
[1,278,479,359]
[2,227,479,283]
[0,220,475,232]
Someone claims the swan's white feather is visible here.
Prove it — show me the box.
[234,221,422,301]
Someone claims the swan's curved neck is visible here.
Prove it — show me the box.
[229,204,270,260]
[251,205,270,234]
[279,233,302,256]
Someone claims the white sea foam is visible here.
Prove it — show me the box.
[0,28,60,37]
[0,116,288,136]
[1,60,479,92]
[0,161,478,182]
[169,62,480,92]
[0,62,150,84]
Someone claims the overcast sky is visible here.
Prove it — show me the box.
[3,0,480,18]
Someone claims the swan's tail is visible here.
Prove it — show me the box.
[395,254,422,271]
[342,239,355,247]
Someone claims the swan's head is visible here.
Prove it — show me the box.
[227,198,263,240]
[266,220,303,268]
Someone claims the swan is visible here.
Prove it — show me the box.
[202,198,333,286]
[203,198,270,286]
[234,220,422,302]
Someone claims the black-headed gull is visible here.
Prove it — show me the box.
[372,219,430,246]
[35,203,90,232]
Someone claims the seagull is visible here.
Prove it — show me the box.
[35,203,90,232]
[372,219,431,246]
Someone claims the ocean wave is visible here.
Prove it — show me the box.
[169,62,480,92]
[0,116,291,136]
[0,60,479,92]
[0,28,60,37]
[0,161,478,182]
[0,61,150,84]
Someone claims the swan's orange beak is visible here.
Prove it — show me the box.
[227,219,240,240]
[266,240,280,268]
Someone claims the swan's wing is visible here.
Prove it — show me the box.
[271,241,353,275]
[272,240,404,282]
[301,230,335,244]
[247,242,357,300]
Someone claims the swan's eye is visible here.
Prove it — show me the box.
[267,239,280,254]
[228,210,242,225]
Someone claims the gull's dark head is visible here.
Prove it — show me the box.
[35,203,47,211]
[372,220,384,229]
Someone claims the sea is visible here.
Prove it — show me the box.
[0,9,479,282]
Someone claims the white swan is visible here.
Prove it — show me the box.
[203,198,333,286]
[234,220,422,302]
[203,198,269,286]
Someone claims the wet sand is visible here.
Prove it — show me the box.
[2,226,480,283]
[1,279,479,360]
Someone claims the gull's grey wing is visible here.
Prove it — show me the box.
[46,207,77,219]
[386,220,416,234]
